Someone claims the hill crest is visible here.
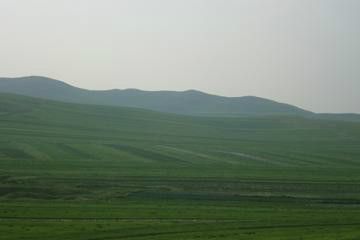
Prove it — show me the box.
[0,76,312,117]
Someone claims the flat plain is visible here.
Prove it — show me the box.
[1,93,360,239]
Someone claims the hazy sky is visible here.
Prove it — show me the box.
[1,0,359,113]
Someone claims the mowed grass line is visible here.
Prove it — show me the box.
[1,218,360,240]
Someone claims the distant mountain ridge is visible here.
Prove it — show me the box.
[0,76,313,117]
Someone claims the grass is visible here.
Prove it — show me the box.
[0,93,360,239]
[1,199,360,239]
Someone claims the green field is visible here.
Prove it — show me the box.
[1,93,360,239]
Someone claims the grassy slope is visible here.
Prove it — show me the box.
[1,93,360,239]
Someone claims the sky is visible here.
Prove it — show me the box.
[1,0,359,113]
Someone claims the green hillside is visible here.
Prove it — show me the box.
[1,93,360,239]
[1,92,360,180]
[0,76,311,116]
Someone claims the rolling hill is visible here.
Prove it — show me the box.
[1,93,360,239]
[1,92,360,181]
[0,76,312,117]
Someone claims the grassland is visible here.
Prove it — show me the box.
[0,93,360,239]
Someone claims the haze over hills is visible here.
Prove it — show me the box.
[0,76,311,117]
[2,1,360,239]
